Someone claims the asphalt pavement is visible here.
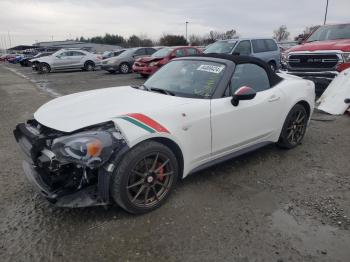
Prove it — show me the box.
[1,64,350,262]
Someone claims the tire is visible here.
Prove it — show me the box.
[119,63,130,74]
[277,104,308,149]
[268,61,277,72]
[111,141,179,214]
[38,63,51,74]
[84,61,95,71]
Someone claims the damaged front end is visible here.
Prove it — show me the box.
[13,120,128,207]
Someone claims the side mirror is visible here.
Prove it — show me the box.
[56,55,61,59]
[231,86,257,106]
[297,38,304,45]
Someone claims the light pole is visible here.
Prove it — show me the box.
[8,30,12,49]
[185,21,189,44]
[324,0,329,25]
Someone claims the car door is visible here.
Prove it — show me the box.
[232,40,252,56]
[52,51,71,68]
[211,63,284,157]
[69,51,86,68]
[251,39,270,62]
[133,48,147,59]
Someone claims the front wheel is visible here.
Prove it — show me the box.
[84,61,95,71]
[38,63,51,74]
[111,141,178,214]
[119,63,130,74]
[277,104,308,149]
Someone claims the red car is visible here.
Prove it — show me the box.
[284,23,350,92]
[132,46,202,77]
[0,54,16,62]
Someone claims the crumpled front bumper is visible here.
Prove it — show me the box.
[14,122,122,208]
[21,160,108,207]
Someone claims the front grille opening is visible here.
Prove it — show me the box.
[288,54,339,70]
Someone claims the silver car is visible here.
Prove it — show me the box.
[101,47,156,74]
[34,49,102,73]
[204,38,281,71]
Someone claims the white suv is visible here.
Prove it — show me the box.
[34,49,102,73]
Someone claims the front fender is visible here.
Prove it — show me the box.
[112,116,184,152]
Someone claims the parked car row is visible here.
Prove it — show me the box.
[4,39,282,77]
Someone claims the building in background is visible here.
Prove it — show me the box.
[32,40,123,53]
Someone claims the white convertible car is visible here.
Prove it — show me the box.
[14,54,315,214]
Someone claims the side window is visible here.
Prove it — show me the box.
[174,49,186,57]
[71,51,85,56]
[251,39,267,53]
[187,48,199,55]
[234,40,251,55]
[58,52,70,57]
[134,48,146,56]
[264,39,278,51]
[230,63,270,94]
[146,48,156,55]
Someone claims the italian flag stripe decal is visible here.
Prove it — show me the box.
[119,113,170,134]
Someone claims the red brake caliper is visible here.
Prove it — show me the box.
[157,163,165,182]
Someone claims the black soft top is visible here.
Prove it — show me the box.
[195,53,283,87]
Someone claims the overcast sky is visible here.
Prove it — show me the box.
[0,0,349,47]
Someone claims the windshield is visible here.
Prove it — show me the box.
[307,24,350,42]
[103,51,112,57]
[151,47,173,58]
[204,40,237,54]
[143,60,226,98]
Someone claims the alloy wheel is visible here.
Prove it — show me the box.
[120,64,129,74]
[126,152,175,208]
[286,109,307,145]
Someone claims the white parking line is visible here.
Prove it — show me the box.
[2,65,62,98]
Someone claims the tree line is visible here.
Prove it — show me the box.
[75,26,319,47]
[75,29,239,47]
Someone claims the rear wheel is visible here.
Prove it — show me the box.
[39,63,51,74]
[277,104,308,149]
[119,63,130,74]
[111,141,178,214]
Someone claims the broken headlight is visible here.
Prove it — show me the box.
[52,131,117,168]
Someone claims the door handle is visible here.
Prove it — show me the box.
[182,124,192,131]
[268,95,280,102]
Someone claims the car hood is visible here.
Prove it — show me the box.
[137,57,163,63]
[34,56,52,62]
[34,86,193,132]
[289,39,350,52]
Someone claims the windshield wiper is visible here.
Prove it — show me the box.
[149,87,176,96]
[137,84,151,91]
